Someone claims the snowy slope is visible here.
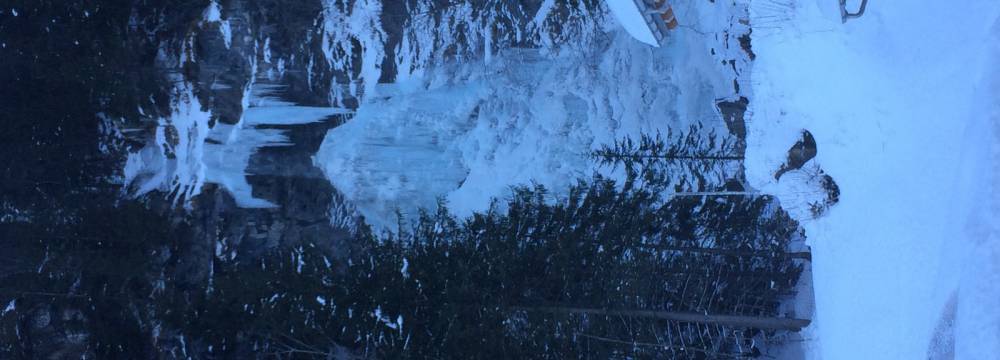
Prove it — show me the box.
[745,1,1000,358]
[314,2,746,230]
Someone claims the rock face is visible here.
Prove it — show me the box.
[775,130,818,181]
[718,96,750,142]
[118,0,368,252]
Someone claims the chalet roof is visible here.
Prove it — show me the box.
[605,0,677,47]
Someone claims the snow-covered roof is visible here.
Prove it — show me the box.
[604,0,660,47]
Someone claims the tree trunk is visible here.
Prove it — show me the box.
[514,306,811,331]
[610,154,745,161]
[670,191,758,197]
[637,244,812,261]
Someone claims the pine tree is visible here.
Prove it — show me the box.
[2,174,808,359]
[594,124,743,192]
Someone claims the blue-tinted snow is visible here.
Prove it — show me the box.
[745,1,1000,358]
[315,2,743,231]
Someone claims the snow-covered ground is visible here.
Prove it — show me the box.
[746,0,1000,358]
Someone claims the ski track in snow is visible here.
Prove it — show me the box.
[746,1,1000,358]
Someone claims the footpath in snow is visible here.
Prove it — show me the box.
[745,1,1000,358]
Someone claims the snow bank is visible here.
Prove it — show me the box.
[955,13,1000,359]
[745,0,1000,358]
